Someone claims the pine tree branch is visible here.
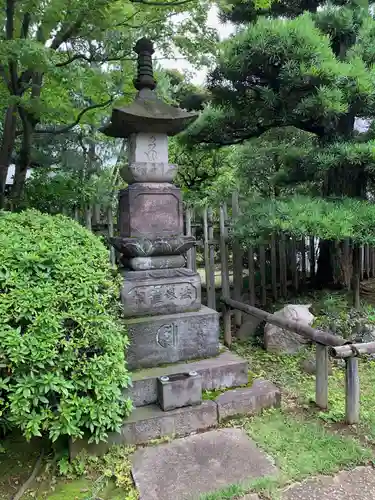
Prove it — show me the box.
[33,99,114,135]
[130,0,192,5]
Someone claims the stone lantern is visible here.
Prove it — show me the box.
[103,38,220,369]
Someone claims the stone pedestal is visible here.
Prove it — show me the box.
[121,268,201,316]
[126,306,219,369]
[118,183,183,238]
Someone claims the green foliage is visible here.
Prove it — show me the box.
[183,0,375,289]
[0,210,131,443]
[170,138,235,207]
[57,445,138,499]
[234,196,375,245]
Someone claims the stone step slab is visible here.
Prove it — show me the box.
[282,467,375,500]
[216,379,281,421]
[69,401,217,459]
[128,351,248,407]
[131,428,278,500]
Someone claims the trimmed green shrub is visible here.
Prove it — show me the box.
[0,210,131,443]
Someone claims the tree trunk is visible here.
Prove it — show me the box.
[316,142,367,287]
[0,105,17,209]
[10,119,32,208]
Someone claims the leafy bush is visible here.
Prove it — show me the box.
[0,210,131,443]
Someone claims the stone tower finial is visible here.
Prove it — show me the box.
[134,38,156,91]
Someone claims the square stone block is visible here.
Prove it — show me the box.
[128,132,169,164]
[216,379,281,421]
[128,352,249,407]
[118,183,183,238]
[157,372,202,411]
[121,268,201,317]
[125,306,220,370]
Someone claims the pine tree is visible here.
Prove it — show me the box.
[185,0,375,291]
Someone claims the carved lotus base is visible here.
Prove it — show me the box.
[110,235,195,258]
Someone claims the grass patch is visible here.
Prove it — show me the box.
[202,408,372,499]
[244,409,371,479]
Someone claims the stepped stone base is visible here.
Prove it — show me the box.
[126,306,219,370]
[128,351,248,407]
[69,378,281,458]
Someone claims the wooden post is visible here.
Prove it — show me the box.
[223,302,232,347]
[352,245,361,309]
[248,245,256,306]
[259,244,267,306]
[203,207,216,310]
[271,233,278,300]
[360,246,364,281]
[345,357,360,424]
[279,234,287,298]
[232,192,243,326]
[93,204,101,225]
[186,208,194,271]
[291,237,299,292]
[315,344,329,409]
[85,206,92,231]
[309,236,316,281]
[208,208,216,310]
[219,204,230,298]
[300,238,307,285]
[366,244,370,279]
[107,205,116,266]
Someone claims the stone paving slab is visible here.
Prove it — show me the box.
[131,428,278,500]
[282,466,375,499]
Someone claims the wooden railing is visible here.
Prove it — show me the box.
[221,296,375,425]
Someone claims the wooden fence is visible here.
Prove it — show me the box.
[222,296,374,425]
[185,193,375,313]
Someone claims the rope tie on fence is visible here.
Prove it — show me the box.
[350,344,361,357]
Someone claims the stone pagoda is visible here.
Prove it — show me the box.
[104,38,220,370]
[70,39,280,457]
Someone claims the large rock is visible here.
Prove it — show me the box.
[264,304,314,354]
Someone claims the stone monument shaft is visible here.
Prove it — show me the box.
[105,38,220,370]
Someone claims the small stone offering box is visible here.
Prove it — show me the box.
[157,371,202,411]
